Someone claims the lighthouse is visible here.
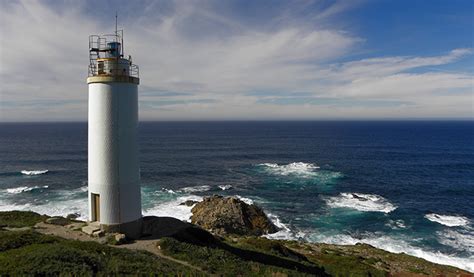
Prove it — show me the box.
[87,27,142,238]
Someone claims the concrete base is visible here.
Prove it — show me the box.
[100,218,143,239]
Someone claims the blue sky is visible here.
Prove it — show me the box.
[0,0,472,121]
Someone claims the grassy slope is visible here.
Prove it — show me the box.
[0,230,197,276]
[0,211,470,276]
[0,211,49,228]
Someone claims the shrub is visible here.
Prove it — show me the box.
[0,211,48,228]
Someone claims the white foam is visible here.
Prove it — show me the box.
[437,229,474,252]
[0,197,88,220]
[80,186,88,192]
[143,195,203,222]
[259,162,320,177]
[386,219,407,229]
[264,213,301,240]
[309,233,474,272]
[6,185,49,194]
[162,188,177,194]
[235,195,254,205]
[326,192,397,213]
[219,184,233,190]
[21,170,49,175]
[425,213,470,227]
[180,185,211,193]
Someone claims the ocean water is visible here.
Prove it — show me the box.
[0,121,473,271]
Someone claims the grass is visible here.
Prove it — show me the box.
[159,237,328,276]
[0,211,48,228]
[231,238,388,277]
[0,211,467,276]
[0,230,197,275]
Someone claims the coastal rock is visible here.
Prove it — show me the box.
[66,213,80,220]
[82,224,100,235]
[179,200,199,207]
[191,195,278,236]
[92,230,105,237]
[115,233,127,243]
[45,217,70,226]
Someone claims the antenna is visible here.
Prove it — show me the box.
[115,12,118,39]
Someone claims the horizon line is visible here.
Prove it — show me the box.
[0,118,473,124]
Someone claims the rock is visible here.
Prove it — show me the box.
[92,230,105,237]
[66,213,80,220]
[82,224,100,235]
[179,200,199,207]
[45,217,70,226]
[115,233,127,243]
[67,222,86,230]
[191,195,278,236]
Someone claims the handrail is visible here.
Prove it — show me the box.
[88,32,139,78]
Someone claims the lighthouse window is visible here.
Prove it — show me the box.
[98,61,105,75]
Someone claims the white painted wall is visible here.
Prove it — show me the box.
[88,82,141,225]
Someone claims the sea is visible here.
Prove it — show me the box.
[0,121,473,271]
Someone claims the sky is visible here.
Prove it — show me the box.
[0,0,473,121]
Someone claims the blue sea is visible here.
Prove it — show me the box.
[0,121,473,271]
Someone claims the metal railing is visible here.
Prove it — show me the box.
[88,32,139,78]
[88,62,139,78]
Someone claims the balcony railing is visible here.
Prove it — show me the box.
[88,32,139,78]
[88,62,139,78]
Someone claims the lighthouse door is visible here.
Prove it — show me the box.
[92,193,100,221]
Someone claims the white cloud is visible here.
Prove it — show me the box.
[0,0,472,121]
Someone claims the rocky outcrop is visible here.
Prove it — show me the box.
[179,200,199,207]
[191,195,278,236]
[45,217,70,226]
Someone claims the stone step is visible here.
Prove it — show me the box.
[88,221,100,228]
[82,225,101,235]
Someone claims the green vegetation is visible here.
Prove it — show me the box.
[0,230,197,275]
[0,211,468,276]
[307,246,386,277]
[228,237,387,277]
[0,211,48,228]
[159,237,327,276]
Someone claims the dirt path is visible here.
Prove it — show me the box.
[115,240,204,273]
[34,222,205,273]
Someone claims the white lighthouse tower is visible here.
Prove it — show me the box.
[87,27,142,238]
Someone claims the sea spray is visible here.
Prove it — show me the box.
[425,213,470,227]
[21,170,49,175]
[325,193,397,213]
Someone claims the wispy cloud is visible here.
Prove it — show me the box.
[0,0,472,121]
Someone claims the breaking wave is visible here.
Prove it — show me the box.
[385,219,407,230]
[235,195,254,205]
[307,232,474,272]
[257,162,343,185]
[264,213,304,241]
[180,185,211,193]
[21,170,49,175]
[143,195,203,222]
[325,193,397,213]
[0,197,88,221]
[425,213,470,227]
[258,162,320,177]
[219,184,233,190]
[437,229,474,252]
[6,185,49,194]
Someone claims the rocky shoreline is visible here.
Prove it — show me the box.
[0,196,471,276]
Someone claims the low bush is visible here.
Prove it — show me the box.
[0,211,48,228]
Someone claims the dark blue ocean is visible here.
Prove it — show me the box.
[0,121,473,271]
